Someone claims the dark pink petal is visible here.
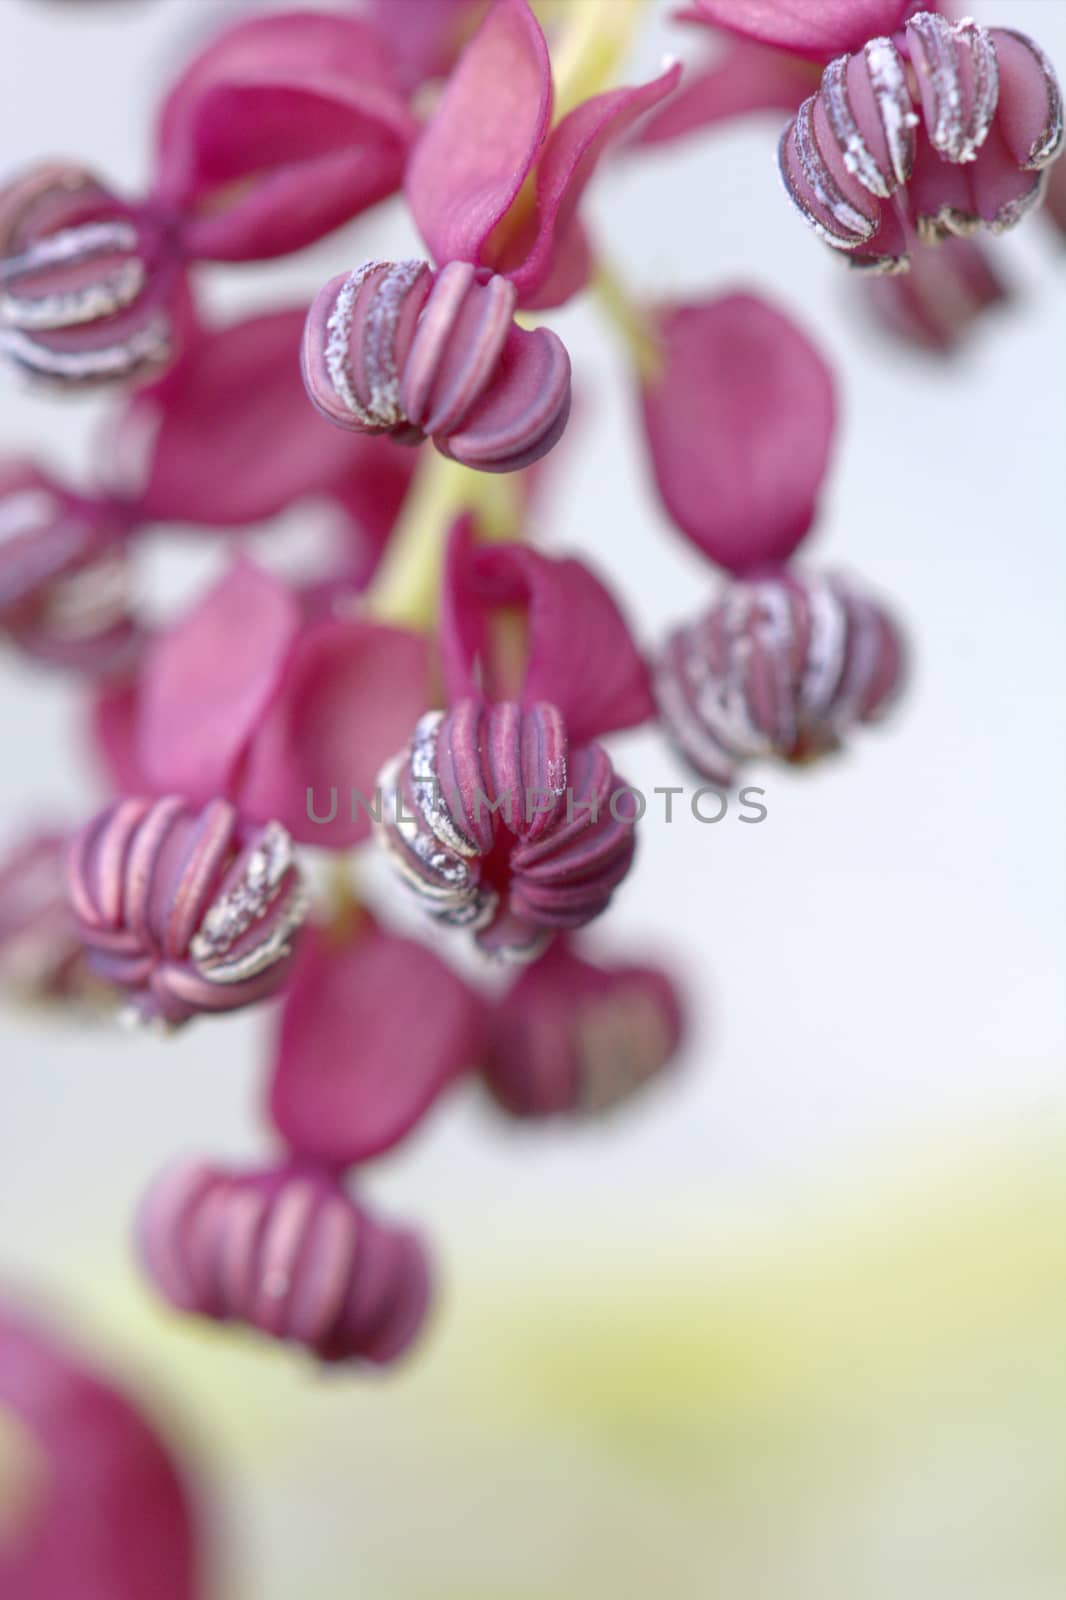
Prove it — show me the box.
[366,0,487,92]
[91,678,147,795]
[678,0,919,62]
[155,12,415,261]
[237,617,430,847]
[268,921,486,1163]
[499,60,682,304]
[128,308,360,528]
[440,522,654,744]
[640,293,836,573]
[139,560,300,801]
[639,38,817,145]
[0,1305,201,1600]
[405,0,552,271]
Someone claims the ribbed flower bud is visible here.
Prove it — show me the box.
[484,940,684,1118]
[137,1160,431,1367]
[0,463,140,675]
[67,797,309,1028]
[0,164,180,387]
[376,700,638,962]
[302,259,571,472]
[655,572,905,784]
[779,14,1063,270]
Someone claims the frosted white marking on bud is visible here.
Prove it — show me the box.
[0,317,170,385]
[0,221,145,331]
[189,821,306,984]
[864,38,919,187]
[796,578,849,721]
[794,95,876,244]
[363,259,426,425]
[409,710,479,859]
[908,13,998,164]
[823,55,891,198]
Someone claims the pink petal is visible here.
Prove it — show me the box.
[640,292,836,573]
[405,0,552,271]
[268,921,486,1163]
[0,1305,201,1600]
[639,38,817,145]
[863,233,1010,354]
[129,308,362,528]
[678,0,919,62]
[138,560,301,801]
[155,12,415,261]
[237,617,430,847]
[500,61,682,304]
[90,678,148,795]
[440,521,654,744]
[366,0,484,92]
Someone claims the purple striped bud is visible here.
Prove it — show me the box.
[302,259,571,473]
[375,700,638,963]
[484,939,684,1119]
[0,164,180,389]
[779,14,1063,272]
[0,462,140,676]
[137,1159,431,1367]
[655,572,905,785]
[67,797,309,1029]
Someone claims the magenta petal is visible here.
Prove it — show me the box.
[139,560,300,801]
[91,678,147,796]
[0,1306,201,1600]
[440,525,654,744]
[268,921,486,1163]
[155,11,414,261]
[640,293,836,573]
[406,0,552,269]
[639,38,817,146]
[128,308,360,528]
[501,60,682,304]
[237,617,430,847]
[678,0,918,62]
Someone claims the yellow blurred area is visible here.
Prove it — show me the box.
[30,1124,1066,1600]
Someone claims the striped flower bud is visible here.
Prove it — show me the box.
[655,572,905,785]
[375,700,638,963]
[484,939,684,1119]
[302,259,571,473]
[779,14,1063,271]
[137,1160,431,1367]
[67,797,309,1029]
[0,463,140,676]
[0,164,180,388]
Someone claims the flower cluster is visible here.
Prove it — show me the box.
[0,0,1058,1388]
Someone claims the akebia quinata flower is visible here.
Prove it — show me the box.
[484,938,685,1118]
[302,259,571,473]
[656,570,905,785]
[138,1159,431,1367]
[778,12,1064,271]
[66,796,309,1028]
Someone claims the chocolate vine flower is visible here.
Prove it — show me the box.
[778,13,1063,271]
[66,796,309,1028]
[484,938,684,1118]
[0,459,141,675]
[656,570,905,785]
[302,259,571,473]
[138,1160,431,1366]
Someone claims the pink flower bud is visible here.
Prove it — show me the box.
[656,571,905,784]
[0,461,141,676]
[779,14,1064,271]
[376,700,638,963]
[67,797,309,1028]
[0,164,181,388]
[137,1160,431,1366]
[302,259,571,473]
[0,830,99,1007]
[485,939,684,1117]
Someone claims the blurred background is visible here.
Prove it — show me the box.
[1,1,1064,1595]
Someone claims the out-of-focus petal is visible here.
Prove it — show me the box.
[0,1306,201,1600]
[638,38,816,145]
[128,309,362,528]
[268,920,486,1163]
[91,677,146,795]
[366,0,488,92]
[862,234,1011,353]
[155,11,415,261]
[640,292,836,573]
[406,0,552,271]
[440,521,654,744]
[237,616,430,847]
[499,61,682,304]
[139,561,301,801]
[677,0,919,62]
